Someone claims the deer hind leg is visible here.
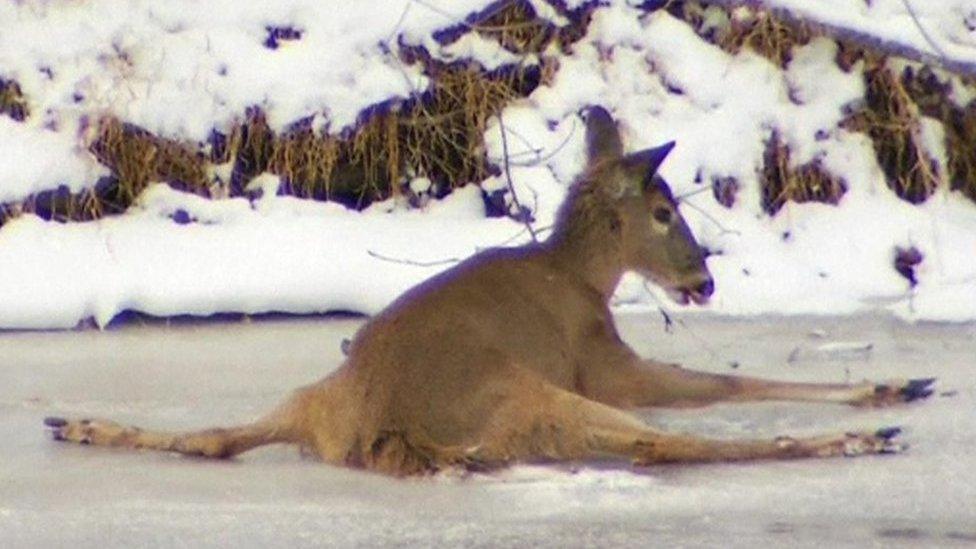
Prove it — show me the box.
[43,398,304,459]
[593,360,936,409]
[468,381,906,468]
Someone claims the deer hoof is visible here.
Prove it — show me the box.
[898,378,937,402]
[867,378,937,406]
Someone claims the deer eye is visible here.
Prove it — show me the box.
[652,207,673,224]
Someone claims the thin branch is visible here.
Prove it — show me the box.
[477,223,554,251]
[678,197,741,236]
[380,1,424,97]
[659,306,674,333]
[367,249,461,267]
[497,111,540,243]
[495,123,545,156]
[386,1,415,46]
[409,0,520,34]
[487,116,579,167]
[697,0,976,78]
[674,185,713,201]
[368,222,555,268]
[899,0,950,61]
[640,281,723,362]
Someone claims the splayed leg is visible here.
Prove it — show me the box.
[462,380,908,469]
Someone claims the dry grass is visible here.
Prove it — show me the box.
[718,10,814,67]
[470,0,559,54]
[668,3,974,207]
[91,117,211,198]
[0,78,29,121]
[667,1,813,67]
[1,117,211,223]
[435,0,595,55]
[4,59,536,223]
[0,0,597,224]
[842,65,943,204]
[761,131,846,215]
[943,103,976,202]
[899,66,976,203]
[224,58,538,208]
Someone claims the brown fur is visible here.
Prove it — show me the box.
[45,106,932,476]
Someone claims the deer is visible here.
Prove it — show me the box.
[44,106,935,476]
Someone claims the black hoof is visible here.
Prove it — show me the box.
[875,426,902,440]
[43,417,68,428]
[900,378,937,402]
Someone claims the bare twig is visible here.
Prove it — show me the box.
[640,281,723,362]
[409,0,507,31]
[898,0,950,61]
[659,307,674,333]
[367,249,461,267]
[678,197,742,236]
[675,185,713,201]
[368,221,555,267]
[379,1,426,98]
[497,111,540,242]
[477,223,554,252]
[487,116,579,167]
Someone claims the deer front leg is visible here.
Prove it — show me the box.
[466,379,908,469]
[581,350,935,408]
[624,426,907,465]
[574,394,908,464]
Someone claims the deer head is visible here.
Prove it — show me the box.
[579,106,713,305]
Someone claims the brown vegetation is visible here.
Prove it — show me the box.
[842,64,942,204]
[673,1,976,207]
[1,0,597,225]
[900,66,976,202]
[0,78,29,122]
[4,1,974,226]
[761,131,846,215]
[667,1,814,67]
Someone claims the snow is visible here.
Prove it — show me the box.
[1,314,974,546]
[0,182,513,329]
[766,0,976,69]
[1,1,976,329]
[0,117,106,203]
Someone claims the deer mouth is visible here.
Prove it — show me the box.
[669,288,710,306]
[667,278,714,306]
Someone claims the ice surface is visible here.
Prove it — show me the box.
[1,314,974,547]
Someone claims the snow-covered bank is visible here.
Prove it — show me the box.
[2,175,974,329]
[2,0,976,329]
[0,184,512,329]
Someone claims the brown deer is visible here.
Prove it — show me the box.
[44,106,935,476]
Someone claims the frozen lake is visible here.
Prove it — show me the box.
[1,313,974,547]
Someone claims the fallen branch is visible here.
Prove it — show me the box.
[367,249,461,267]
[698,0,976,78]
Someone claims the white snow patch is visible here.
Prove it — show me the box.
[1,1,976,328]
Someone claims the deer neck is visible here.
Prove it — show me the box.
[546,221,625,300]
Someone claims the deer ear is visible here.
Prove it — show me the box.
[585,106,623,164]
[625,141,675,174]
[621,141,676,190]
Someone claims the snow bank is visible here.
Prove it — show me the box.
[767,0,976,70]
[0,183,514,329]
[0,0,495,201]
[1,1,975,329]
[487,7,976,321]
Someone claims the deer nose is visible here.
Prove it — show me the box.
[695,277,714,297]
